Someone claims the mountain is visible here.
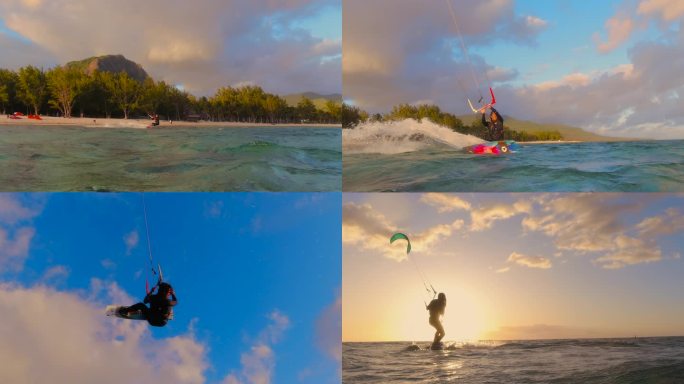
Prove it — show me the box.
[284,92,342,109]
[66,54,149,82]
[456,114,629,142]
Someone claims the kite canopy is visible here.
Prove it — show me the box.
[390,232,411,254]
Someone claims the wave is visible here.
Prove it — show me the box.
[342,118,483,154]
[552,359,684,383]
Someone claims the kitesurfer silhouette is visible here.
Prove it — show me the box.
[482,107,504,141]
[118,282,177,327]
[426,292,446,347]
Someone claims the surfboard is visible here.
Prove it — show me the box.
[430,341,445,350]
[467,140,518,155]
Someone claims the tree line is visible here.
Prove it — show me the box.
[342,103,562,142]
[0,65,341,124]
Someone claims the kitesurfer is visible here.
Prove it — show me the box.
[426,292,447,346]
[118,282,177,327]
[149,113,160,127]
[482,107,504,141]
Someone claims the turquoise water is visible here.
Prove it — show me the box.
[343,140,684,192]
[0,126,341,191]
[344,338,684,383]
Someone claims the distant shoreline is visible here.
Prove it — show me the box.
[0,116,340,129]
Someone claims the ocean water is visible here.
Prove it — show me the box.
[342,120,684,192]
[0,126,341,191]
[343,338,684,383]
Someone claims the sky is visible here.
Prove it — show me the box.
[344,0,684,139]
[0,0,341,96]
[343,193,684,342]
[0,192,341,384]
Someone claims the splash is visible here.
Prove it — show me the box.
[342,118,483,154]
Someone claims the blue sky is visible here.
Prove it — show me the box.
[0,0,341,96]
[344,0,684,138]
[0,193,341,384]
[343,193,684,341]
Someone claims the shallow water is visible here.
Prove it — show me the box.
[343,338,684,383]
[0,126,341,191]
[343,140,684,192]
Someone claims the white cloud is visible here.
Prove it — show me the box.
[507,252,552,269]
[40,265,69,284]
[420,193,471,212]
[343,202,462,261]
[594,16,634,53]
[222,310,290,384]
[0,0,340,95]
[637,0,684,21]
[470,200,531,231]
[520,194,673,269]
[526,16,548,28]
[0,227,35,272]
[0,283,208,384]
[0,194,43,225]
[316,293,341,365]
[636,208,684,237]
[124,230,139,255]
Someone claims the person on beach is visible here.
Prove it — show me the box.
[482,107,504,141]
[149,113,160,127]
[426,292,446,346]
[118,282,177,327]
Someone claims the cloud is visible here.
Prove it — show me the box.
[0,283,208,384]
[0,0,340,95]
[343,0,545,112]
[507,252,552,269]
[204,201,225,218]
[591,234,663,269]
[124,230,139,255]
[635,208,684,237]
[470,200,531,231]
[520,194,672,269]
[40,265,69,284]
[0,194,43,225]
[637,0,684,21]
[222,310,290,384]
[594,16,635,53]
[420,193,471,212]
[0,195,42,272]
[0,227,35,272]
[343,202,462,261]
[315,293,341,365]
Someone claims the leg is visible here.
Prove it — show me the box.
[119,302,149,319]
[435,321,445,343]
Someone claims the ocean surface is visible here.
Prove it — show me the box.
[343,338,684,383]
[343,120,684,192]
[0,126,341,191]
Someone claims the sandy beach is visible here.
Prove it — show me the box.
[0,115,340,128]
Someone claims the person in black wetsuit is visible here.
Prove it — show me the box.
[482,107,504,141]
[426,292,446,346]
[119,282,177,327]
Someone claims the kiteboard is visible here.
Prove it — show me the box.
[430,341,445,350]
[467,140,518,155]
[105,305,146,320]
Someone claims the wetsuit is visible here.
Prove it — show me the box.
[482,107,504,141]
[121,290,177,327]
[427,298,446,345]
